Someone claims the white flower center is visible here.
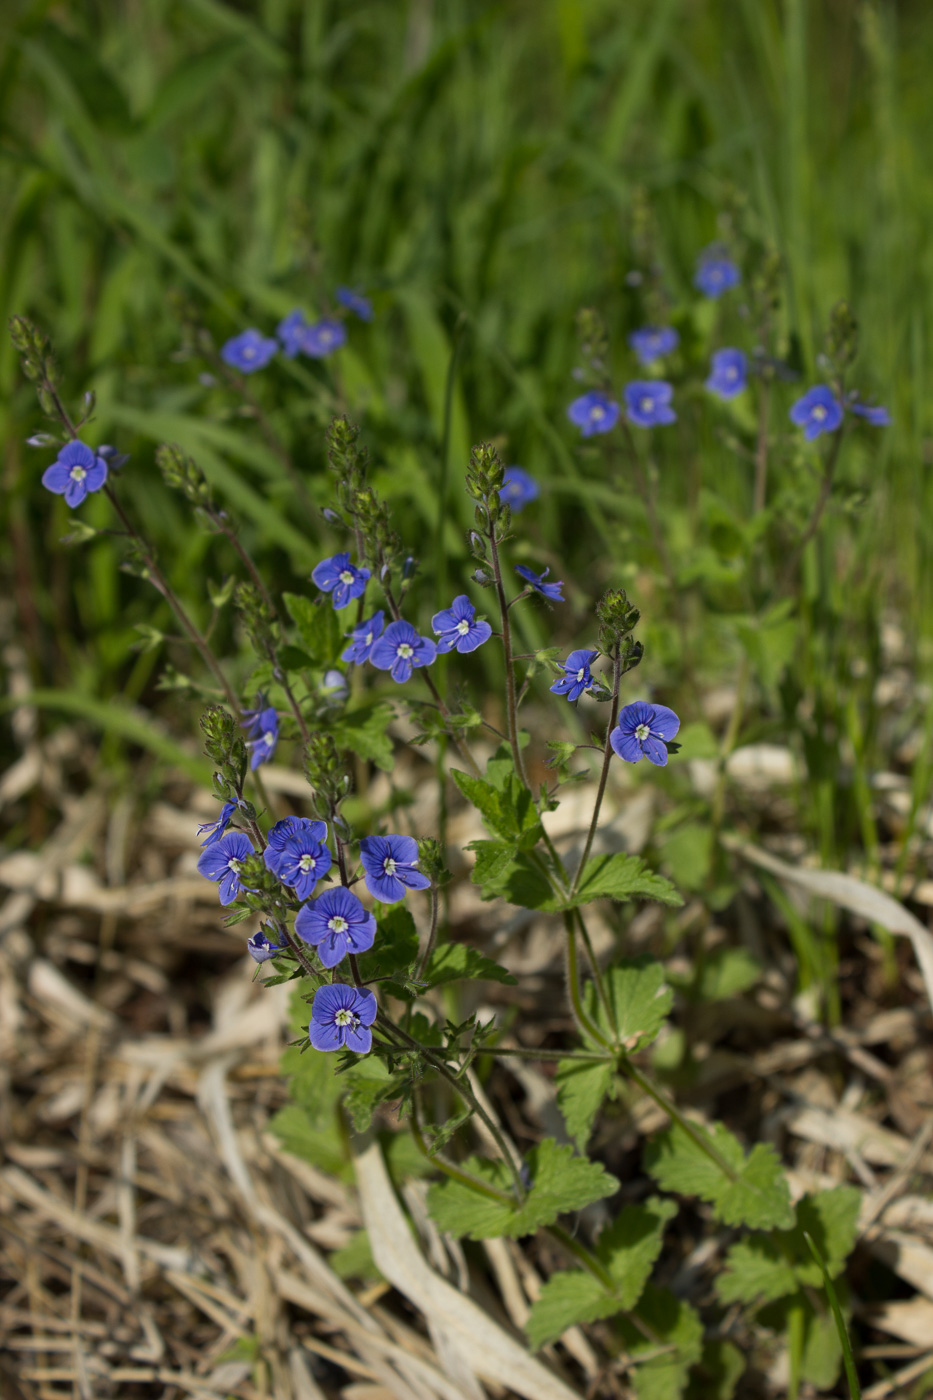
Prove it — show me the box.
[339,569,354,585]
[397,643,413,659]
[591,406,605,420]
[262,731,274,748]
[640,397,653,413]
[328,916,348,934]
[383,858,397,875]
[70,465,87,482]
[726,367,737,380]
[334,1007,358,1028]
[243,346,256,358]
[228,858,242,873]
[576,668,585,681]
[320,329,333,343]
[635,723,650,742]
[456,619,470,635]
[298,854,316,872]
[812,405,826,421]
[365,631,373,644]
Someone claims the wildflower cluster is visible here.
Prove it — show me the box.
[219,287,372,374]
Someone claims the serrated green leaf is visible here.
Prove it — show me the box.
[526,1270,623,1350]
[283,592,343,667]
[585,957,674,1050]
[277,644,314,672]
[427,1138,619,1240]
[423,943,517,988]
[571,852,682,909]
[555,1058,615,1150]
[618,1285,704,1400]
[716,1236,796,1304]
[717,1187,860,1304]
[599,1197,677,1303]
[329,701,395,771]
[340,1056,399,1132]
[467,839,518,891]
[451,767,540,842]
[644,1122,794,1229]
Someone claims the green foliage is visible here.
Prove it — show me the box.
[616,1285,704,1400]
[422,943,517,989]
[357,906,420,983]
[283,593,343,669]
[758,1294,846,1391]
[645,1122,794,1230]
[570,853,682,910]
[329,701,395,771]
[427,1139,619,1241]
[329,1229,382,1284]
[526,1197,677,1349]
[585,957,674,1051]
[451,767,542,847]
[684,1341,745,1400]
[555,1058,615,1150]
[717,1187,861,1304]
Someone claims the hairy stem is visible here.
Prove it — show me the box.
[572,647,622,893]
[563,914,612,1049]
[488,525,528,787]
[619,1060,740,1183]
[413,884,440,980]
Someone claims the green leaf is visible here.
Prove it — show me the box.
[617,1285,704,1400]
[716,1236,797,1304]
[283,592,343,668]
[422,943,517,988]
[340,1056,400,1132]
[758,1294,844,1390]
[427,1138,619,1240]
[357,907,420,982]
[570,852,682,909]
[36,25,133,132]
[467,839,519,891]
[277,644,314,672]
[526,1270,623,1350]
[599,1197,677,1302]
[585,957,674,1051]
[451,768,541,843]
[329,1229,382,1284]
[717,1187,861,1304]
[555,1058,615,1150]
[329,701,395,772]
[644,1122,794,1229]
[659,823,713,892]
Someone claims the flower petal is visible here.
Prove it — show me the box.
[641,735,669,766]
[649,704,680,741]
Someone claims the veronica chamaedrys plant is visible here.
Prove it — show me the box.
[13,301,861,1399]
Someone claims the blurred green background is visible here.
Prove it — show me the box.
[1,0,930,781]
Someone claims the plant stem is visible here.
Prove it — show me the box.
[546,1223,615,1291]
[572,647,622,893]
[753,381,771,514]
[619,424,690,663]
[488,526,528,787]
[414,884,440,980]
[469,1045,614,1063]
[409,1095,515,1206]
[619,1059,740,1183]
[574,907,616,1036]
[777,427,845,594]
[563,914,612,1049]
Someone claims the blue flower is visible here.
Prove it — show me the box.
[197,831,255,905]
[342,610,385,665]
[42,441,109,508]
[849,400,891,426]
[295,886,377,968]
[268,827,332,900]
[789,386,844,440]
[336,286,374,322]
[97,444,130,471]
[359,834,431,903]
[221,329,278,373]
[550,648,599,702]
[309,982,377,1053]
[624,380,676,428]
[303,319,347,358]
[321,669,349,707]
[246,707,279,769]
[499,467,539,511]
[610,701,680,767]
[277,309,311,358]
[515,564,564,601]
[694,249,740,298]
[264,817,328,876]
[311,553,371,610]
[247,928,285,962]
[369,620,437,683]
[705,348,748,400]
[629,327,679,366]
[567,390,620,437]
[432,595,492,654]
[241,695,269,739]
[198,800,238,847]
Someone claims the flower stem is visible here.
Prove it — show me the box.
[488,526,528,787]
[563,914,612,1049]
[571,646,622,894]
[618,1059,740,1183]
[409,1095,515,1206]
[777,426,845,594]
[413,884,440,980]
